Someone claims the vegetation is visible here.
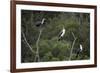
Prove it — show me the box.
[21,10,90,63]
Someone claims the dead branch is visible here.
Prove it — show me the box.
[22,31,35,54]
[34,29,43,62]
[69,32,77,60]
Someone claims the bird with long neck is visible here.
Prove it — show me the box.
[58,25,66,41]
[76,44,83,58]
[35,18,46,27]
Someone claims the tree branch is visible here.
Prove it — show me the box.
[22,31,35,54]
[34,29,43,62]
[69,32,77,60]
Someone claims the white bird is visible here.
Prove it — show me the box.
[36,18,46,27]
[80,44,83,52]
[76,44,83,58]
[58,26,66,41]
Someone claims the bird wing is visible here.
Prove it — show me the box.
[36,21,40,25]
[58,27,65,37]
[58,31,63,37]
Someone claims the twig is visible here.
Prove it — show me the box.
[22,31,35,54]
[69,32,77,60]
[72,32,76,40]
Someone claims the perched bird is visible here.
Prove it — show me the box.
[35,18,46,27]
[58,26,66,41]
[76,44,83,58]
[80,44,83,52]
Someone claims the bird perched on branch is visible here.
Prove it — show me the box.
[35,18,46,27]
[58,26,66,41]
[76,44,83,58]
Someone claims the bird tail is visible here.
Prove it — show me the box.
[58,37,62,41]
[75,51,79,58]
[58,38,61,41]
[75,54,78,58]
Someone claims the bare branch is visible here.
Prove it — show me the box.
[34,29,43,62]
[69,32,77,60]
[71,32,76,39]
[22,31,35,54]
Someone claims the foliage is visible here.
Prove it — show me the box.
[21,10,90,62]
